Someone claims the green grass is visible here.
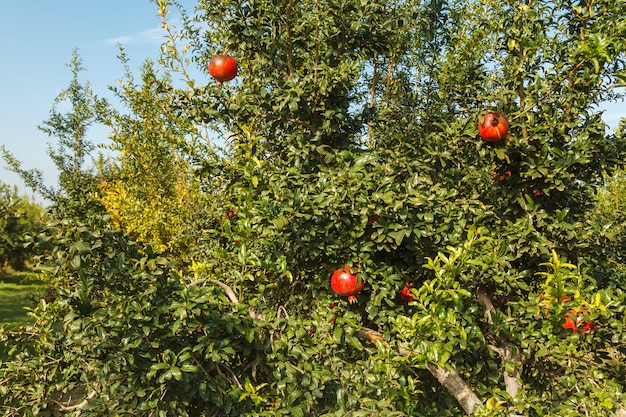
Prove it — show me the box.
[0,272,46,327]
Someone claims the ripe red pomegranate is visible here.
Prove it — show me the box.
[208,54,238,85]
[478,111,509,142]
[398,283,414,304]
[223,208,237,219]
[330,266,364,304]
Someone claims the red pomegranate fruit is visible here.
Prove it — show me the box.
[478,111,509,142]
[208,54,238,85]
[398,283,414,304]
[330,266,364,304]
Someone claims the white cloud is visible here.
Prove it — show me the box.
[104,27,166,46]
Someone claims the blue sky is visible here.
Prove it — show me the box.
[0,1,180,196]
[1,2,624,201]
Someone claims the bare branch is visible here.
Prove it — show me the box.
[425,363,483,415]
[488,343,522,398]
[206,279,240,304]
[475,285,495,324]
[188,278,239,304]
[190,278,266,320]
[58,389,97,416]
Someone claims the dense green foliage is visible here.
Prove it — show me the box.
[1,0,626,415]
[595,155,626,275]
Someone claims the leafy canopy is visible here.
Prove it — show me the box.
[1,0,625,415]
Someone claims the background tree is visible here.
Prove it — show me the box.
[0,182,44,271]
[1,49,108,219]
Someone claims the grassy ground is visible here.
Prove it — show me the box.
[0,271,46,362]
[0,271,46,327]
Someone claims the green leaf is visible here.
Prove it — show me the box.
[181,363,199,373]
[74,241,91,253]
[332,325,343,344]
[70,254,81,269]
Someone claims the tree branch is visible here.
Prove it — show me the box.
[476,286,523,399]
[425,363,483,414]
[188,278,265,320]
[488,343,522,398]
[188,278,239,303]
[356,327,482,414]
[57,389,97,416]
[476,285,495,325]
